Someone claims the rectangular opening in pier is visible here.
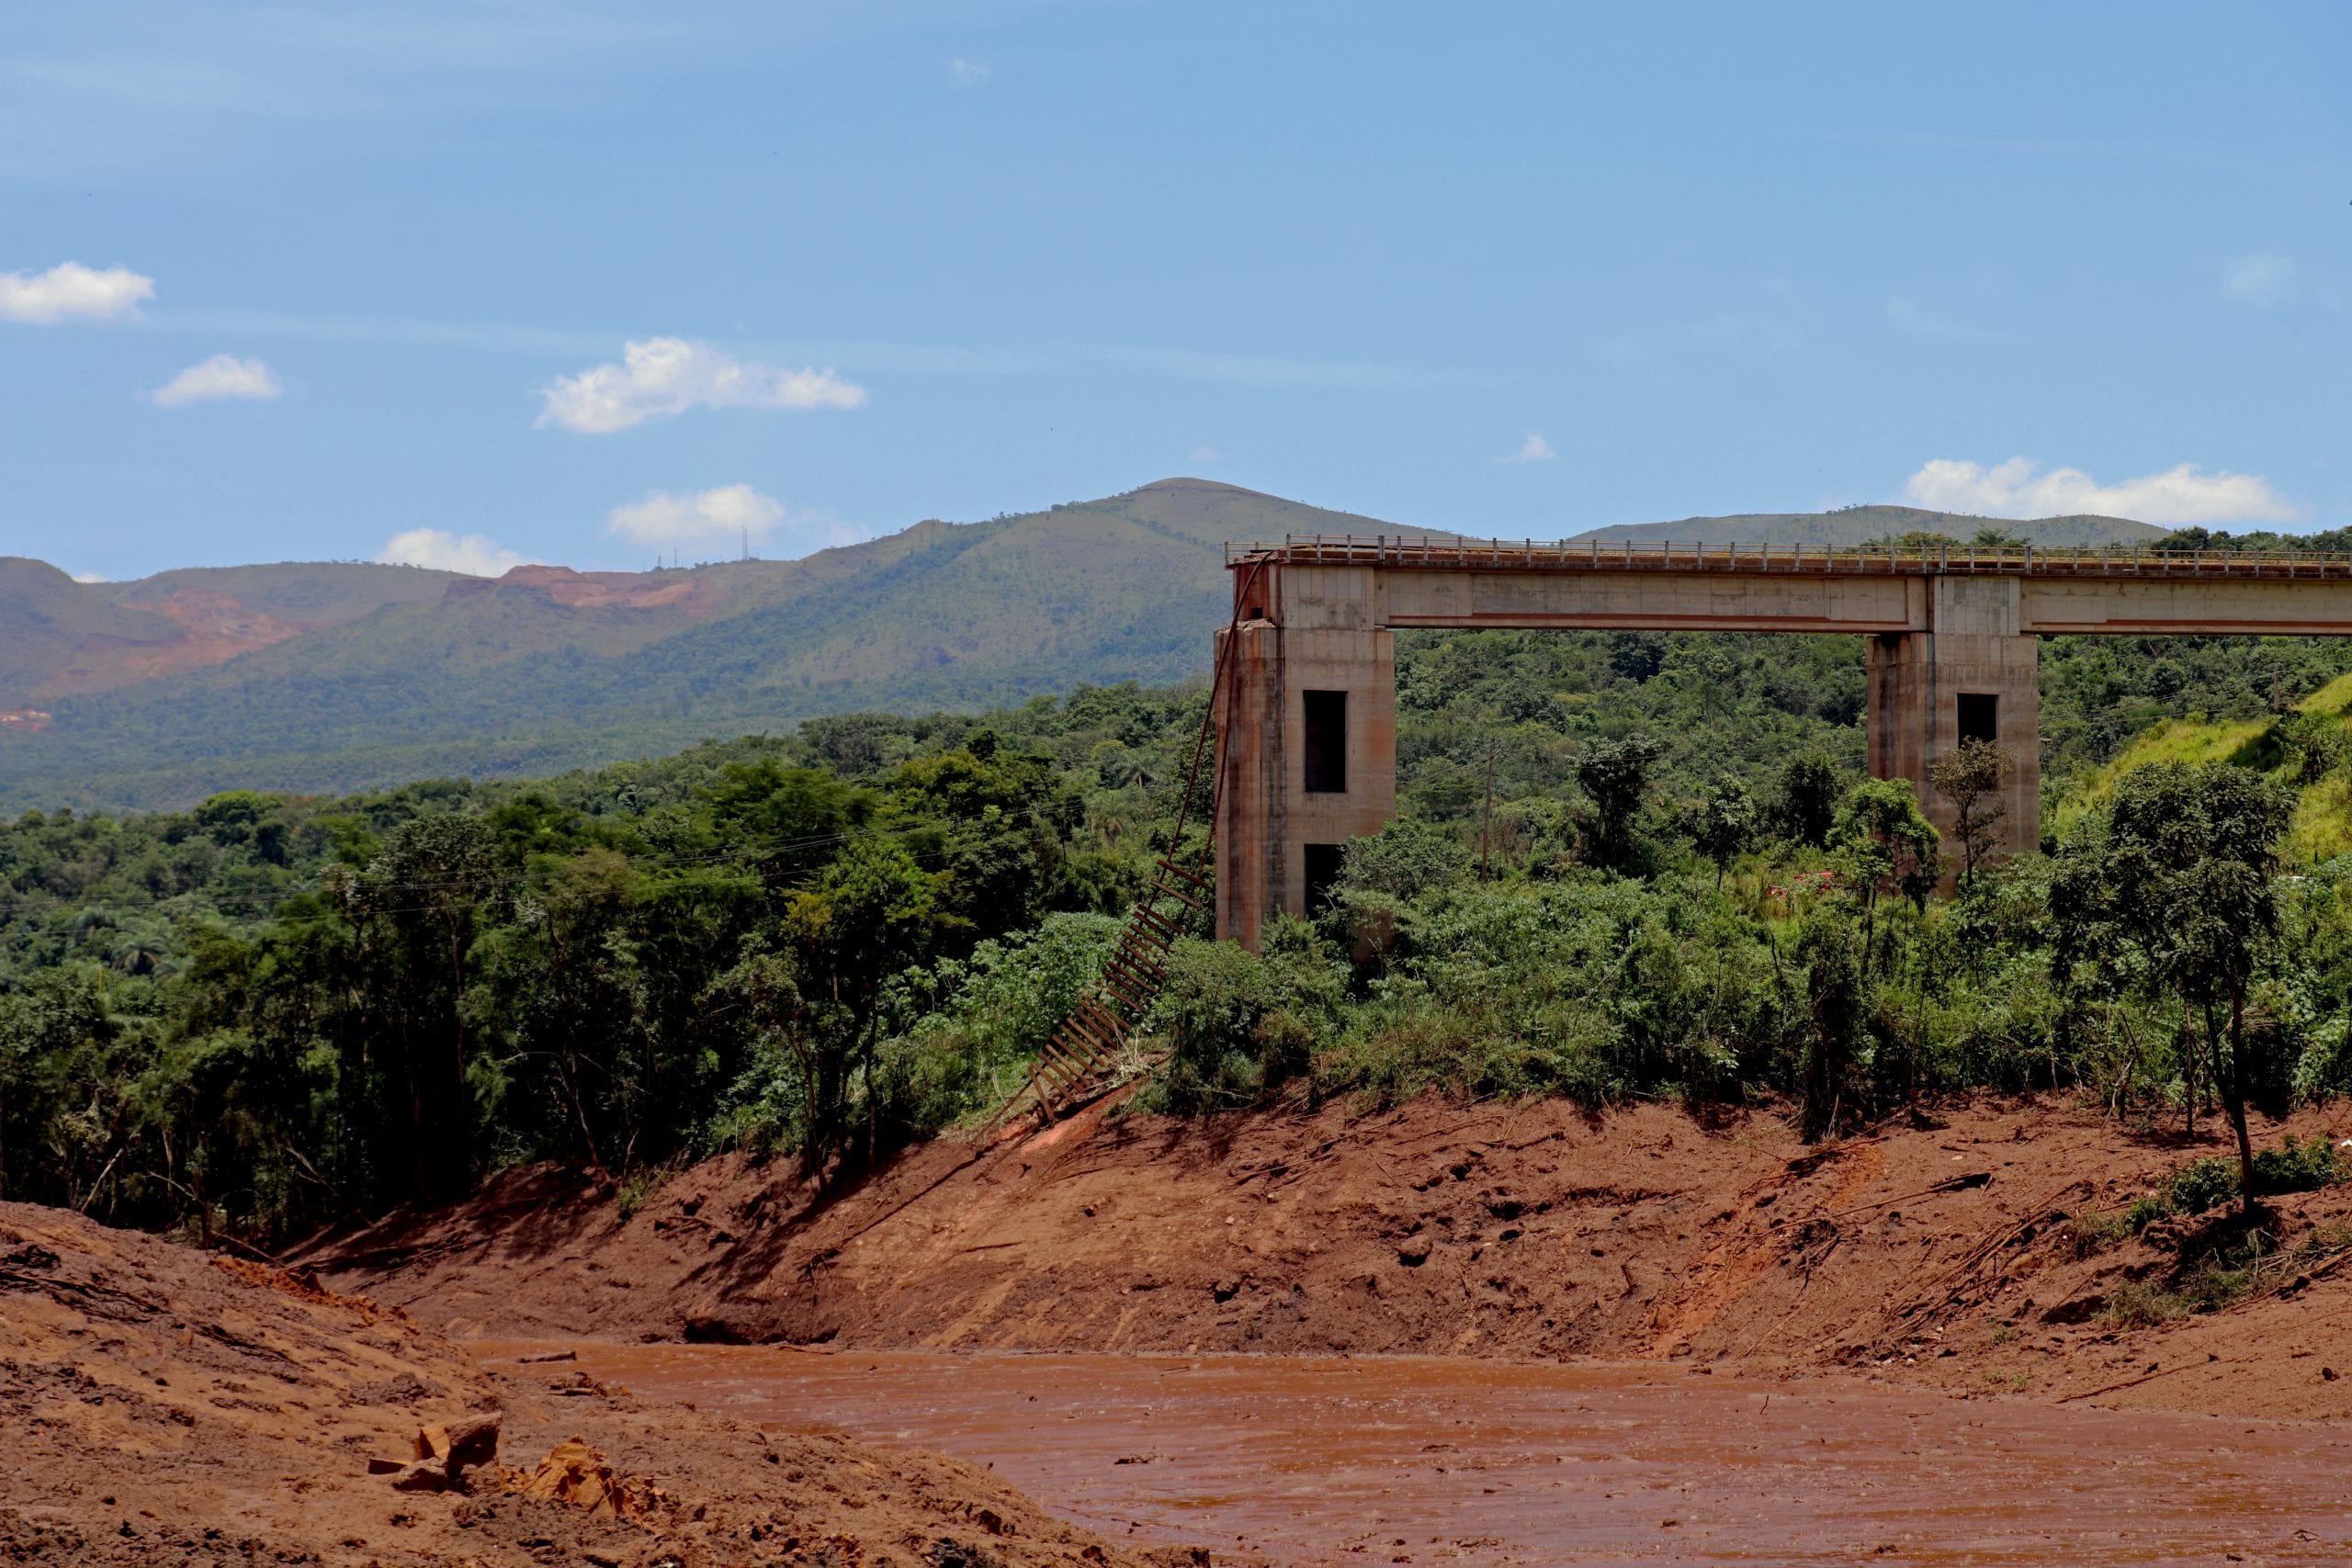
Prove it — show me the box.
[1958,692,1998,745]
[1304,842,1344,914]
[1303,689,1349,793]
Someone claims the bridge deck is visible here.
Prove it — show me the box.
[1227,535,2352,581]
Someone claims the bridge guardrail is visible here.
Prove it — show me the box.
[1224,535,2352,580]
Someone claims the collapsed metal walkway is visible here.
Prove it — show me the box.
[985,558,1270,1132]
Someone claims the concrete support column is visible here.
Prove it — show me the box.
[1865,576,2040,861]
[1214,618,1284,952]
[1215,572,1397,950]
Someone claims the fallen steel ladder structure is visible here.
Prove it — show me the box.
[986,557,1271,1132]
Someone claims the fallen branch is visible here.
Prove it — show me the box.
[1824,1170,1992,1221]
[2060,1359,2199,1403]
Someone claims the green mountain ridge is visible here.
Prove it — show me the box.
[0,480,2194,812]
[1568,503,2166,547]
[96,559,464,623]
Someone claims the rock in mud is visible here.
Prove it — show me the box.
[510,1435,675,1522]
[417,1411,501,1483]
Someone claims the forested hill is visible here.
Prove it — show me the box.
[2,479,1394,812]
[0,479,2189,813]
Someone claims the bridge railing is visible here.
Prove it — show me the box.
[1224,535,2352,580]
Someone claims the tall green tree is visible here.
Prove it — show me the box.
[1831,778,1941,971]
[2051,761,2293,1211]
[1576,734,1664,871]
[1778,754,1842,848]
[1690,777,1758,888]
[1931,739,2012,891]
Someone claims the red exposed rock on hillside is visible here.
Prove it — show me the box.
[37,585,311,696]
[443,563,735,615]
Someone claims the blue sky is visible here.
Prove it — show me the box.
[4,2,2347,580]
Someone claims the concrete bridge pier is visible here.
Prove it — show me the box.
[1865,575,2041,863]
[1214,565,1397,953]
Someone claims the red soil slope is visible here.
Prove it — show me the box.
[34,585,309,696]
[308,1095,2352,1422]
[0,1203,1216,1567]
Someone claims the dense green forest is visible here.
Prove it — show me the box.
[7,615,2352,1243]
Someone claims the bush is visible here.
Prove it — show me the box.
[2105,1279,2185,1328]
[2060,1213,2131,1259]
[1147,927,1338,1114]
[1339,820,1468,902]
[1315,877,1772,1110]
[2251,1134,2341,1196]
[2166,1156,2240,1215]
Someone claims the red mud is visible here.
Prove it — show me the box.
[311,1095,2352,1423]
[475,1343,2352,1565]
[0,1203,1216,1567]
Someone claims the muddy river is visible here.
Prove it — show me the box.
[484,1344,2351,1564]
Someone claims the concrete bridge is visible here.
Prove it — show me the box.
[1213,536,2352,949]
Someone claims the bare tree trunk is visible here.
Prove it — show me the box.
[2179,998,2197,1139]
[2223,991,2259,1213]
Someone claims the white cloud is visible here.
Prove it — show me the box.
[0,261,154,323]
[1886,295,1992,341]
[537,337,867,434]
[375,528,531,577]
[2222,253,2301,310]
[150,353,280,406]
[948,57,990,85]
[606,484,786,548]
[71,571,108,583]
[1191,444,1225,462]
[1510,432,1555,464]
[605,484,868,560]
[1904,457,2301,525]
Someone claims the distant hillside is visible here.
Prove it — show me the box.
[0,482,2191,813]
[0,557,186,704]
[0,480,1396,809]
[1570,504,2166,547]
[98,560,462,625]
[1,558,467,705]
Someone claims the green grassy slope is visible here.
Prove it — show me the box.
[2046,671,2352,861]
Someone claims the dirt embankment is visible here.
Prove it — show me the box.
[308,1095,2352,1421]
[0,1203,1216,1567]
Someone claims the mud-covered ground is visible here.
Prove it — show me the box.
[308,1094,2352,1421]
[0,1203,1218,1567]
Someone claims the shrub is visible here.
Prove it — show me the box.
[2166,1156,2240,1215]
[1147,927,1339,1114]
[2175,1259,2253,1314]
[2250,1134,2341,1196]
[2104,1279,2185,1328]
[1339,820,1468,902]
[2059,1213,2130,1259]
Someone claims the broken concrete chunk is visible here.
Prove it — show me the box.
[385,1460,448,1493]
[411,1412,500,1484]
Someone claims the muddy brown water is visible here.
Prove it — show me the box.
[482,1344,2351,1564]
